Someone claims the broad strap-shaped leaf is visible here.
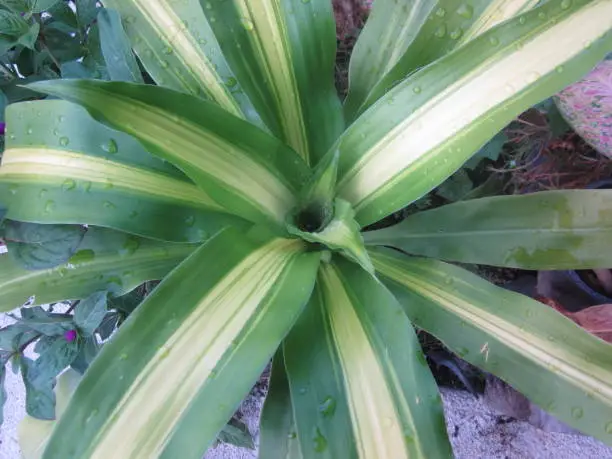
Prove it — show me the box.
[203,0,344,164]
[0,99,242,242]
[97,8,144,83]
[371,248,612,444]
[29,80,310,228]
[363,190,612,270]
[345,0,540,119]
[42,227,320,459]
[283,258,452,459]
[335,0,612,228]
[101,0,264,128]
[258,349,302,459]
[0,227,196,312]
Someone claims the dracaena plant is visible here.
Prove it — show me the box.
[1,0,612,457]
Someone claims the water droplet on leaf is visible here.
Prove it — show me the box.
[312,428,327,452]
[44,200,56,213]
[62,179,76,191]
[59,136,69,146]
[571,407,583,419]
[102,139,118,154]
[318,396,337,417]
[434,24,447,38]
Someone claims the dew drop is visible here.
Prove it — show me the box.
[185,215,196,227]
[44,200,56,213]
[318,396,337,417]
[58,115,65,123]
[120,353,129,360]
[571,407,583,419]
[538,12,546,20]
[160,60,170,69]
[449,28,463,40]
[103,201,116,209]
[555,65,564,73]
[242,18,255,31]
[162,46,173,55]
[158,346,171,359]
[226,77,238,88]
[299,387,308,395]
[8,184,18,195]
[205,2,212,9]
[434,24,447,38]
[456,4,473,19]
[489,36,499,46]
[198,37,208,45]
[62,179,76,191]
[412,86,422,94]
[102,138,118,154]
[288,432,297,439]
[435,7,446,17]
[59,136,69,146]
[312,427,327,453]
[122,237,141,255]
[39,188,48,198]
[606,422,612,434]
[561,0,572,9]
[26,127,33,135]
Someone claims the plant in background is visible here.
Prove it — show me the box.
[0,0,612,458]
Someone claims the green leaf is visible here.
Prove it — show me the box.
[287,199,373,274]
[20,307,73,336]
[28,80,310,228]
[27,337,80,390]
[299,150,339,213]
[46,1,78,29]
[258,349,302,459]
[335,0,612,227]
[0,9,29,37]
[436,169,473,202]
[0,227,197,312]
[17,22,40,49]
[364,190,612,270]
[0,324,27,351]
[5,221,86,270]
[346,0,541,119]
[41,26,84,63]
[28,0,61,14]
[70,336,99,374]
[42,228,321,459]
[283,258,452,459]
[203,0,344,165]
[0,99,242,242]
[19,369,81,459]
[2,0,29,14]
[95,312,118,340]
[97,9,143,83]
[463,131,508,170]
[102,0,265,129]
[75,0,99,28]
[371,248,612,445]
[217,418,255,450]
[73,291,108,335]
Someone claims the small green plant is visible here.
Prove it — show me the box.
[1,0,612,458]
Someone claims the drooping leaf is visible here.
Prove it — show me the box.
[21,357,56,420]
[0,227,197,312]
[335,0,612,227]
[108,287,144,317]
[28,80,310,228]
[363,190,612,270]
[435,169,474,202]
[18,309,73,337]
[42,228,320,459]
[371,248,612,444]
[5,221,86,270]
[73,291,108,335]
[102,0,265,129]
[95,312,119,341]
[463,131,508,170]
[0,99,243,242]
[0,323,27,351]
[41,26,83,63]
[19,369,81,459]
[202,0,344,165]
[258,349,302,459]
[97,9,143,83]
[283,258,452,459]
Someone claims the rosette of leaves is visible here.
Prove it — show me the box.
[0,1,611,458]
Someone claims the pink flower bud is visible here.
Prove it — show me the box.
[64,329,77,342]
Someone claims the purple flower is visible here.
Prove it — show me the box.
[64,329,78,342]
[0,122,5,136]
